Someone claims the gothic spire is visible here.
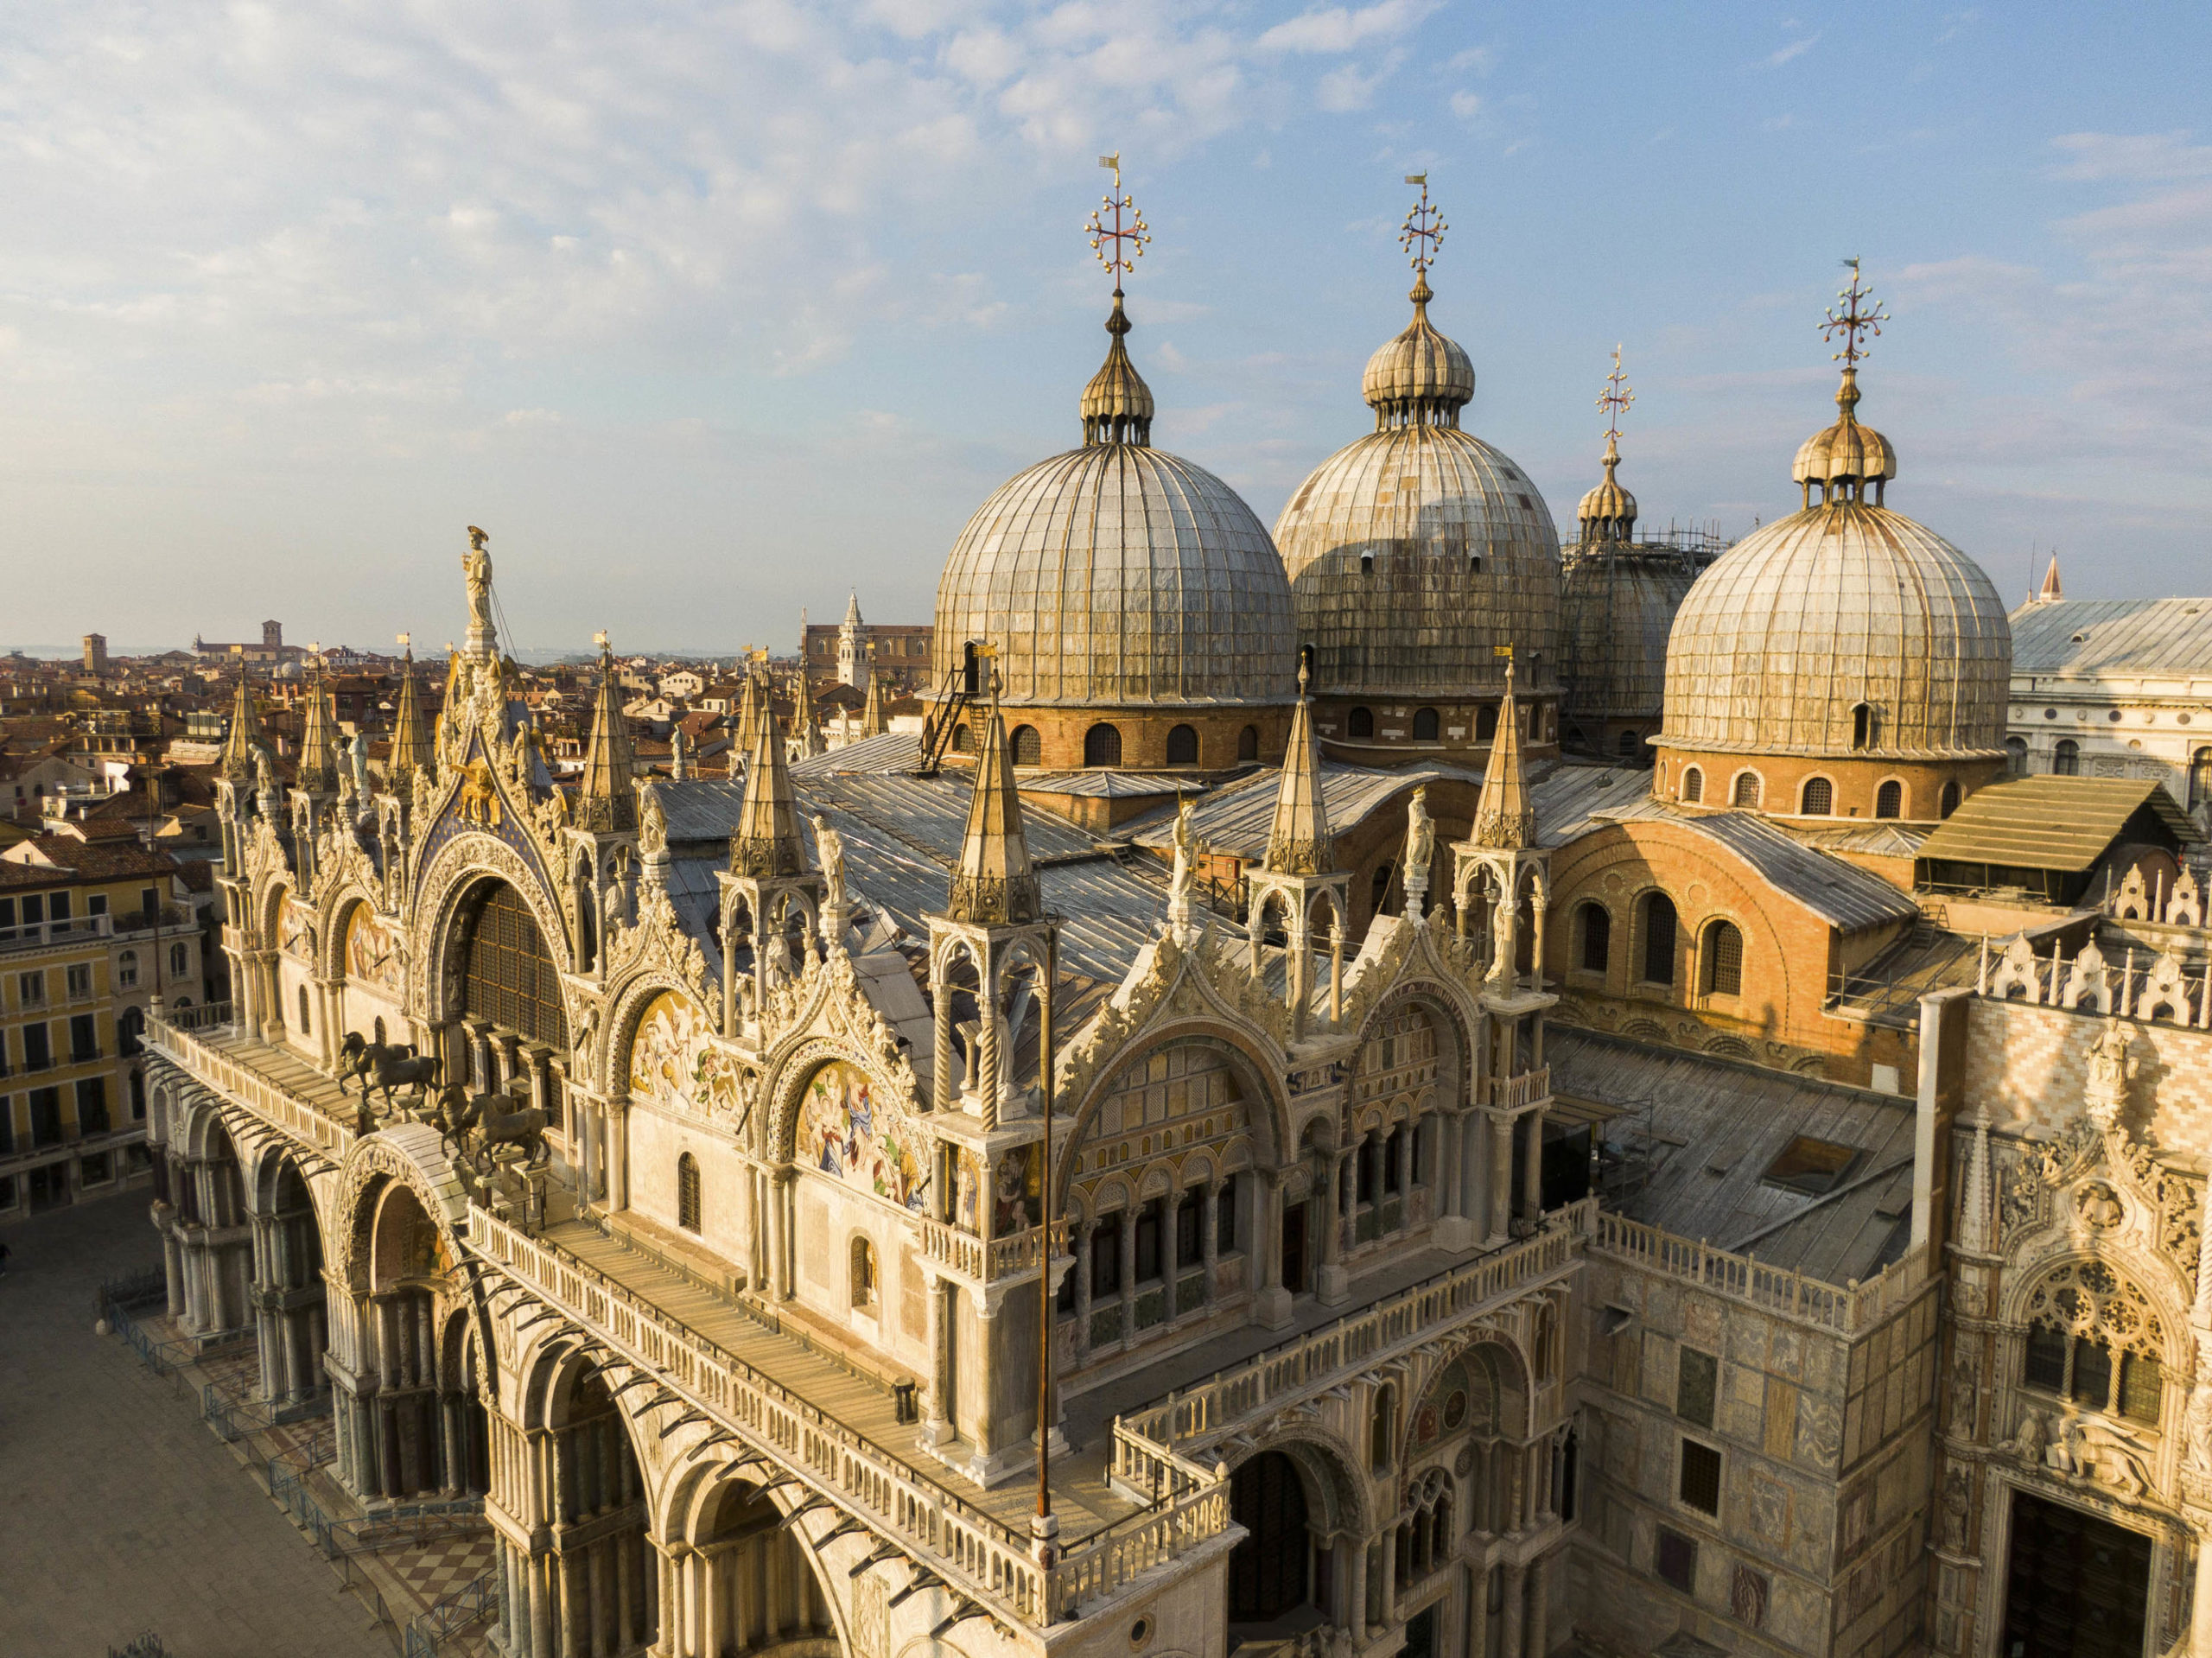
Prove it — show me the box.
[1471,657,1536,848]
[861,670,888,738]
[219,672,261,784]
[1265,658,1334,875]
[296,669,338,795]
[389,638,432,780]
[730,694,804,877]
[948,691,1041,924]
[578,633,637,832]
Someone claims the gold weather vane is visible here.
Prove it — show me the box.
[1400,174,1446,279]
[1822,257,1887,367]
[1087,155,1149,291]
[1599,345,1634,441]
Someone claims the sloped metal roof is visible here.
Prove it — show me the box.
[1124,758,1490,857]
[1915,773,2203,872]
[2010,597,2212,678]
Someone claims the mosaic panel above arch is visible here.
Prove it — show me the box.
[1071,1039,1254,1213]
[345,903,404,994]
[798,1058,926,1212]
[628,990,745,1126]
[280,892,315,961]
[1408,1338,1522,1452]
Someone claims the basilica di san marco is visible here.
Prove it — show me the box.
[142,181,2212,1658]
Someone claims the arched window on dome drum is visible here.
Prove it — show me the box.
[1348,708,1376,740]
[1084,723,1122,767]
[1413,708,1440,742]
[677,1153,701,1233]
[1011,724,1041,767]
[1617,729,1639,759]
[1875,779,1903,820]
[1941,780,1961,818]
[1640,893,1677,987]
[1732,772,1762,809]
[1237,725,1259,763]
[1166,724,1199,765]
[1577,903,1611,974]
[2192,748,2212,810]
[1477,705,1497,742]
[950,723,971,753]
[1702,922,1744,997]
[2054,740,2080,777]
[1681,766,1703,804]
[2006,738,2029,778]
[1851,702,1872,750]
[1801,778,1834,816]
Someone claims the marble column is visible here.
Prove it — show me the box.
[1526,1548,1551,1658]
[1501,1560,1527,1658]
[1488,1113,1514,1244]
[1520,1106,1546,1229]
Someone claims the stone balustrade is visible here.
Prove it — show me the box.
[1588,1210,1929,1333]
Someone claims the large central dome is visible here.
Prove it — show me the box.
[931,289,1295,772]
[1273,249,1561,759]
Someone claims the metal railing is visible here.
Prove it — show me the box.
[0,914,113,953]
[404,1569,499,1658]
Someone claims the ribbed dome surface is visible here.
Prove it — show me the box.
[1659,504,2011,758]
[1274,423,1560,698]
[1363,314,1475,415]
[934,445,1296,707]
[1560,549,1701,725]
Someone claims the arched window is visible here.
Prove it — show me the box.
[1618,729,1640,759]
[1732,771,1762,809]
[372,1015,386,1045]
[170,942,188,979]
[1578,903,1611,974]
[1801,777,1834,816]
[2021,1261,2164,1426]
[1682,766,1704,804]
[1641,893,1677,987]
[2055,740,2080,776]
[2006,737,2029,777]
[118,1006,145,1057]
[1348,707,1376,739]
[677,1153,702,1233]
[1084,723,1122,767]
[1010,724,1041,767]
[950,722,972,753]
[1875,779,1903,819]
[1702,921,1744,996]
[1940,779,1961,818]
[1166,724,1199,765]
[1236,724,1259,762]
[1851,702,1872,749]
[1370,1382,1396,1471]
[850,1236,878,1308]
[2192,748,2212,810]
[1477,705,1497,742]
[297,986,311,1033]
[118,949,137,990]
[458,883,567,1048]
[1412,708,1440,742]
[1370,863,1394,918]
[130,1068,146,1120]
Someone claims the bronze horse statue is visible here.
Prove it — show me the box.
[433,1083,549,1171]
[339,1032,442,1116]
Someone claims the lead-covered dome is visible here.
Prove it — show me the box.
[933,294,1295,708]
[1274,273,1560,701]
[1660,371,2010,759]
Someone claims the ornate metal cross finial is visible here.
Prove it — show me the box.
[1599,344,1634,440]
[593,629,609,652]
[1087,155,1149,291]
[1822,257,1888,367]
[1400,174,1446,278]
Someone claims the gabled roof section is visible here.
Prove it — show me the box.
[2009,597,2212,678]
[1915,773,2202,874]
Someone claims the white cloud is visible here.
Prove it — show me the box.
[1766,35,1819,67]
[1450,91,1482,120]
[1257,0,1439,55]
[1318,60,1390,112]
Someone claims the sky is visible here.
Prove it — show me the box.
[3,2,2209,657]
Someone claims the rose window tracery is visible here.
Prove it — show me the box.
[2021,1260,2166,1426]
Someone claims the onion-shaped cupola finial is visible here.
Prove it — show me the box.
[1793,257,1898,508]
[1577,345,1639,543]
[1363,174,1475,431]
[1081,154,1155,447]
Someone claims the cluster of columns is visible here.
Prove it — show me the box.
[459,1020,567,1127]
[334,1288,481,1502]
[654,1523,830,1658]
[487,1401,655,1658]
[1316,1123,1428,1303]
[1063,1173,1235,1357]
[159,1139,253,1341]
[250,1182,329,1409]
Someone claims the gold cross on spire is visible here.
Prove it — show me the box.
[1599,344,1634,440]
[1822,257,1887,367]
[1400,174,1446,278]
[1087,155,1149,292]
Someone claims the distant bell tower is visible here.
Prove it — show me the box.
[836,590,869,692]
[262,619,283,651]
[82,634,108,675]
